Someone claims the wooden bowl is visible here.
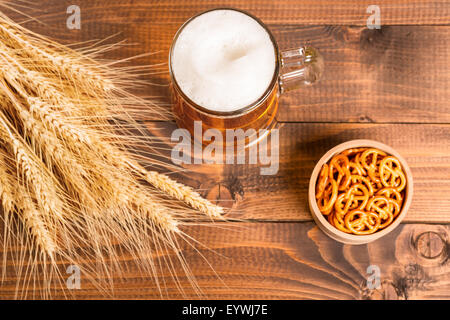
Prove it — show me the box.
[308,139,413,245]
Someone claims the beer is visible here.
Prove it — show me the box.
[169,8,323,146]
[171,9,276,113]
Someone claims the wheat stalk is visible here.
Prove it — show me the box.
[12,102,95,202]
[1,52,224,220]
[0,148,56,264]
[0,9,225,299]
[0,115,66,220]
[133,164,224,219]
[26,97,92,144]
[19,97,182,233]
[3,79,183,232]
[15,183,57,258]
[0,16,114,92]
[0,151,14,216]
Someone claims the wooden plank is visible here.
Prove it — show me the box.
[276,25,450,123]
[4,0,450,27]
[4,6,449,123]
[1,223,448,299]
[144,122,450,223]
[0,0,447,302]
[135,25,448,123]
[53,24,450,123]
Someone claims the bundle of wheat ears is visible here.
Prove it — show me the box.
[0,12,224,298]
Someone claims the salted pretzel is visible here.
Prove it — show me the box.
[350,175,374,195]
[316,164,329,199]
[376,187,402,203]
[316,147,407,235]
[379,156,406,192]
[354,153,367,176]
[341,148,368,157]
[328,154,351,191]
[344,210,381,235]
[366,196,394,229]
[317,179,338,214]
[360,149,386,171]
[334,183,370,215]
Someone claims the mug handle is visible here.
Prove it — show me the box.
[278,46,324,93]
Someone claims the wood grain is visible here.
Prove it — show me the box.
[1,223,448,299]
[3,3,449,123]
[276,25,450,123]
[0,0,449,300]
[149,25,448,123]
[103,24,450,123]
[4,0,450,27]
[145,122,450,223]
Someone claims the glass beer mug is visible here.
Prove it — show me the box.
[169,8,323,146]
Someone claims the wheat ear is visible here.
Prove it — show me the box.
[0,20,114,92]
[18,105,180,234]
[0,71,91,149]
[13,104,93,195]
[26,97,91,144]
[131,191,180,233]
[0,11,221,298]
[0,151,14,216]
[15,184,57,258]
[134,164,224,219]
[21,92,221,220]
[0,149,56,258]
[0,62,94,141]
[23,106,181,233]
[2,63,183,232]
[0,115,65,220]
[0,49,215,221]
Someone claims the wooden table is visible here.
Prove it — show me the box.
[2,0,450,299]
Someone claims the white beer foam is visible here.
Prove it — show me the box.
[172,10,276,112]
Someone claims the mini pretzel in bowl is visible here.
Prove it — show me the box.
[308,140,413,245]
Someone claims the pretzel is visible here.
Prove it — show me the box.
[350,175,374,196]
[316,163,329,199]
[388,198,401,218]
[341,148,368,157]
[315,147,407,236]
[366,196,393,229]
[379,156,405,190]
[329,154,351,191]
[328,211,352,234]
[360,148,386,171]
[368,166,381,184]
[344,210,380,235]
[348,162,363,175]
[354,153,367,176]
[317,179,338,214]
[335,193,354,215]
[376,187,402,203]
[379,157,406,192]
[335,183,370,215]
